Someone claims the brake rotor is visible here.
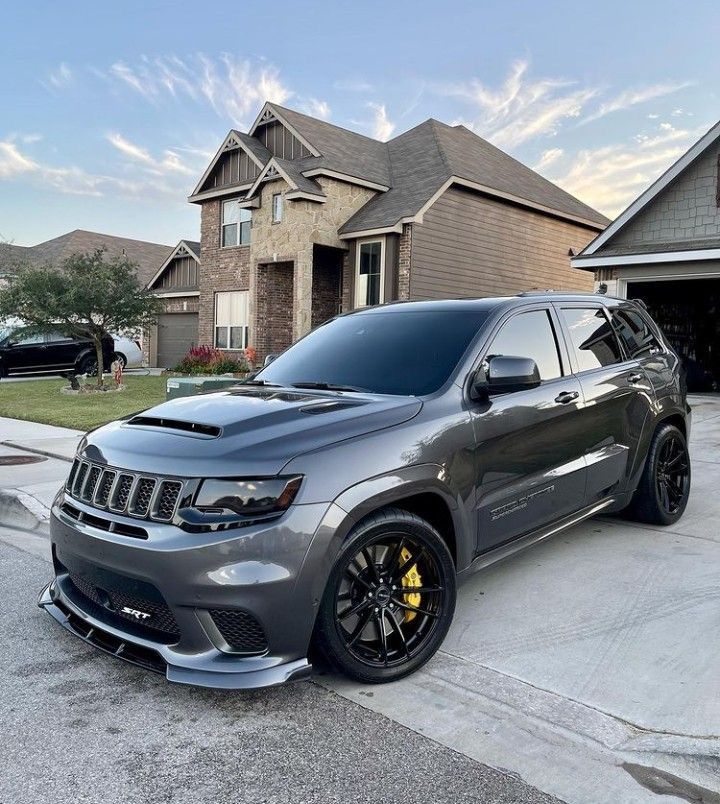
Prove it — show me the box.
[400,546,422,622]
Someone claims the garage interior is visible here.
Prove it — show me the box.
[627,278,720,391]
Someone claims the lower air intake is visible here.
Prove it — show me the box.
[208,609,268,654]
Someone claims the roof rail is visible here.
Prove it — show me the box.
[516,289,597,297]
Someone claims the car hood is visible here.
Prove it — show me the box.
[81,386,422,477]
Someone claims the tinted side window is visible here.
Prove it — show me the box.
[611,308,661,358]
[487,310,562,381]
[561,307,623,371]
[45,331,74,344]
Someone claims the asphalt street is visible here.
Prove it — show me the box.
[0,535,559,804]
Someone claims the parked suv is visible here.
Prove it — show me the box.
[0,325,113,379]
[39,293,691,688]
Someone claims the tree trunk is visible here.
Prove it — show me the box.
[94,336,105,388]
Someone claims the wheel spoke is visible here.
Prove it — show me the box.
[362,547,380,583]
[658,478,671,511]
[666,479,684,501]
[387,609,410,658]
[382,536,406,575]
[338,598,371,622]
[390,597,440,618]
[375,611,388,666]
[397,585,443,595]
[346,608,374,647]
[346,562,373,591]
[394,547,425,582]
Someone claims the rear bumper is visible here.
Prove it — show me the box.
[39,496,344,689]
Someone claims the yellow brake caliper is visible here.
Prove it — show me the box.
[399,546,422,622]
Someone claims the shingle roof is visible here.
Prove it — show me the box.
[270,104,392,187]
[339,119,609,234]
[232,131,272,165]
[180,239,201,258]
[0,230,174,285]
[274,158,325,197]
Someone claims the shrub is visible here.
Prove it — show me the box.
[173,345,248,375]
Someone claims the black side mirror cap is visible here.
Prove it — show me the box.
[486,355,541,395]
[470,364,490,401]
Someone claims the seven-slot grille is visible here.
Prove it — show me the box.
[66,458,186,523]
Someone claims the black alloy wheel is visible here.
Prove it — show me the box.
[315,508,456,683]
[630,423,691,525]
[655,432,690,516]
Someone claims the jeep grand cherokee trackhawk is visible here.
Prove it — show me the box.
[39,294,691,688]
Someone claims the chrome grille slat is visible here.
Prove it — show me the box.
[66,460,185,525]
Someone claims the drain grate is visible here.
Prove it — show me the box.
[0,455,48,466]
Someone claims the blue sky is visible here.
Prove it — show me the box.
[2,0,719,247]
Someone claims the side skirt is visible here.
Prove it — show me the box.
[459,498,616,582]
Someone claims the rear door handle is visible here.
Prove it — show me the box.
[627,373,643,384]
[555,391,579,404]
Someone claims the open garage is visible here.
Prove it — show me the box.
[627,277,720,391]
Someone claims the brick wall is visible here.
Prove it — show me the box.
[198,198,251,360]
[311,261,341,328]
[255,262,294,360]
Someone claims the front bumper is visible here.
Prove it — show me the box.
[39,496,343,689]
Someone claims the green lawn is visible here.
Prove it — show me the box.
[0,375,169,431]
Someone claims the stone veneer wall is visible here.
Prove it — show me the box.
[397,224,412,300]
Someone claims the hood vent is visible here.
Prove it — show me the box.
[300,401,359,415]
[126,416,221,438]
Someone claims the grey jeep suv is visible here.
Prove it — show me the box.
[39,293,691,688]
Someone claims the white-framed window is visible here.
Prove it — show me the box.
[214,291,249,349]
[221,199,251,247]
[272,193,283,223]
[354,238,385,307]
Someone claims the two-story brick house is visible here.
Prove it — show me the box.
[147,101,608,365]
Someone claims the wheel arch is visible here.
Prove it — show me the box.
[655,412,687,440]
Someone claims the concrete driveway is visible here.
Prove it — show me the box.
[1,396,719,803]
[326,394,720,802]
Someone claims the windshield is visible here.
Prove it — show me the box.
[256,309,489,395]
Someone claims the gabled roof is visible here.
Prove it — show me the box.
[190,102,608,235]
[0,229,174,285]
[147,239,200,290]
[246,156,325,201]
[339,119,609,235]
[576,120,720,259]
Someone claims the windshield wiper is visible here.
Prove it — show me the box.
[290,381,370,393]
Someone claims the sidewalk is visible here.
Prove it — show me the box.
[0,417,81,530]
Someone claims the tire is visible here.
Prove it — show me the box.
[629,423,691,526]
[77,356,98,376]
[314,507,456,684]
[113,352,127,368]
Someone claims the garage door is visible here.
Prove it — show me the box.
[156,313,198,369]
[627,278,720,392]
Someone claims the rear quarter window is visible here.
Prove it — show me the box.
[560,307,623,372]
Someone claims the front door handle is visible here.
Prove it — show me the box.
[627,373,643,384]
[555,390,579,404]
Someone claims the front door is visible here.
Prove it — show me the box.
[471,307,588,553]
[555,303,655,504]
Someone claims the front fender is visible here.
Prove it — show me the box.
[296,464,471,620]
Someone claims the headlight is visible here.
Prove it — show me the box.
[193,476,302,518]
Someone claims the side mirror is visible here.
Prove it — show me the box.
[263,353,278,367]
[471,355,541,399]
[486,355,541,395]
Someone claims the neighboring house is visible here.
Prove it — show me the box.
[149,101,608,366]
[572,120,720,391]
[144,240,201,368]
[0,229,173,287]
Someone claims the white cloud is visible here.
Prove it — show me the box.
[108,54,292,127]
[47,62,73,89]
[534,148,564,172]
[581,82,692,124]
[107,132,196,176]
[368,102,395,141]
[305,98,331,120]
[548,123,704,217]
[0,141,38,178]
[444,60,598,149]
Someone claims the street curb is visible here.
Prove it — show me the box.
[1,440,75,463]
[0,489,51,532]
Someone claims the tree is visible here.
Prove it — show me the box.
[0,249,163,387]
